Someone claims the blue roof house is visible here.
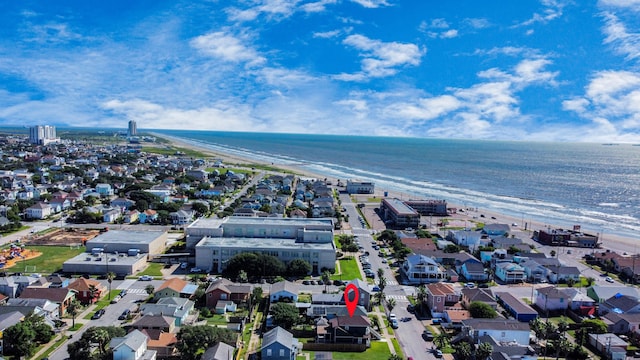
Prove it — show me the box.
[261,326,300,360]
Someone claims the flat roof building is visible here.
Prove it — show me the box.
[345,180,374,194]
[190,217,336,275]
[379,198,420,229]
[404,199,448,216]
[85,230,167,255]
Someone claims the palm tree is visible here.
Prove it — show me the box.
[106,271,115,299]
[251,286,263,311]
[67,299,81,328]
[453,342,472,360]
[476,342,493,360]
[387,298,396,312]
[322,270,331,293]
[88,284,99,303]
[433,332,448,350]
[377,268,385,279]
[416,284,427,314]
[376,291,386,306]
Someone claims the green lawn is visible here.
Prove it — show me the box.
[391,338,404,359]
[141,146,209,158]
[331,257,362,281]
[11,245,85,273]
[205,314,229,326]
[332,341,391,360]
[138,262,164,276]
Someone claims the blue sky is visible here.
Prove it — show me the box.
[1,0,639,142]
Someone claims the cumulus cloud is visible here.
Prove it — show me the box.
[419,18,460,39]
[350,0,391,8]
[337,34,423,80]
[190,31,266,66]
[599,0,640,11]
[225,0,299,22]
[563,70,640,131]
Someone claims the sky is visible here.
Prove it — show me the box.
[0,0,639,142]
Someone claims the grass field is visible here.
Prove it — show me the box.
[141,145,209,158]
[331,341,392,360]
[11,245,85,273]
[331,257,362,281]
[138,262,164,276]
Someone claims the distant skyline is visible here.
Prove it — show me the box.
[0,0,639,142]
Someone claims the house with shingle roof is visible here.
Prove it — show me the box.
[140,297,194,326]
[129,314,175,334]
[462,319,531,346]
[461,288,497,310]
[261,326,300,360]
[320,315,372,346]
[600,294,640,316]
[459,259,488,282]
[205,278,253,308]
[534,286,572,312]
[346,279,371,311]
[154,278,198,300]
[425,282,459,316]
[588,285,640,303]
[603,311,640,334]
[269,281,298,303]
[18,287,75,317]
[109,329,156,360]
[202,342,235,360]
[67,277,106,304]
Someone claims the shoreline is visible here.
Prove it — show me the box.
[153,132,639,255]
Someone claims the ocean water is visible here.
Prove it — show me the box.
[154,130,640,239]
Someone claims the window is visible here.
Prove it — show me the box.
[279,349,285,357]
[267,349,272,356]
[221,293,227,300]
[437,297,441,302]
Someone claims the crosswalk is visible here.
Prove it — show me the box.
[125,288,148,295]
[386,294,408,302]
[386,280,398,286]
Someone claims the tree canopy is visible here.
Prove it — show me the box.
[176,325,237,360]
[271,302,299,328]
[469,301,497,318]
[286,259,312,277]
[224,252,286,278]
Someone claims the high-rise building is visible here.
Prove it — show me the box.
[29,125,59,145]
[128,120,137,137]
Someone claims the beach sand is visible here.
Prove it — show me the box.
[154,132,638,254]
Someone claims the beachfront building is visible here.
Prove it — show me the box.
[403,199,448,216]
[379,198,420,229]
[189,217,336,275]
[29,125,60,145]
[533,227,599,248]
[345,180,374,194]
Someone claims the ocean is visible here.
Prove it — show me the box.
[154,130,640,239]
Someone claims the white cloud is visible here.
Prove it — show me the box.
[473,46,541,58]
[350,0,391,8]
[301,0,337,13]
[440,29,459,39]
[564,70,640,132]
[190,31,266,66]
[514,0,566,27]
[419,19,459,39]
[313,29,343,39]
[339,34,423,80]
[599,0,640,11]
[429,18,450,29]
[226,0,299,22]
[601,12,640,61]
[464,18,491,29]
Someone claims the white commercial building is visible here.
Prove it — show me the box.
[188,217,336,275]
[345,180,375,194]
[29,125,60,145]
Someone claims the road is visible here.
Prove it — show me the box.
[48,278,165,360]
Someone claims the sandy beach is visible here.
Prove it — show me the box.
[154,132,639,255]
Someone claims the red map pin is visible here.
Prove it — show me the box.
[344,283,359,317]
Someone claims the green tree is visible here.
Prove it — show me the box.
[88,284,99,304]
[237,270,248,283]
[3,321,36,358]
[433,332,448,349]
[453,341,472,360]
[469,301,497,318]
[476,342,493,360]
[322,270,332,292]
[191,202,209,217]
[271,303,299,328]
[68,326,126,359]
[387,298,396,312]
[177,325,237,360]
[286,259,312,277]
[145,284,155,295]
[106,271,115,299]
[566,277,576,287]
[416,285,427,314]
[67,299,81,328]
[444,244,461,253]
[250,286,263,310]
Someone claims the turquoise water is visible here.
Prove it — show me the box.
[154,130,640,239]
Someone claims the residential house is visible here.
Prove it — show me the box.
[18,287,76,317]
[103,208,122,223]
[588,333,627,360]
[603,312,640,334]
[170,209,193,225]
[563,288,597,315]
[139,210,158,224]
[319,315,371,346]
[202,342,235,360]
[67,278,106,304]
[345,279,372,311]
[460,288,497,310]
[494,262,526,283]
[458,259,488,282]
[548,266,581,284]
[205,278,253,308]
[587,285,640,303]
[400,254,446,285]
[154,278,198,300]
[494,292,538,322]
[599,294,640,316]
[461,319,531,346]
[125,210,140,223]
[110,329,157,360]
[0,311,25,338]
[25,202,52,219]
[111,197,135,210]
[140,297,195,326]
[95,183,114,197]
[534,286,571,313]
[425,282,459,317]
[3,298,60,322]
[443,309,472,329]
[261,326,300,360]
[482,224,511,237]
[447,230,487,249]
[270,281,298,303]
[141,329,178,359]
[128,314,175,334]
[0,276,37,298]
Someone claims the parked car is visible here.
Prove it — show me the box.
[110,295,121,304]
[422,330,434,341]
[190,267,203,273]
[138,275,153,281]
[118,309,130,320]
[465,282,475,288]
[91,309,105,320]
[434,349,443,358]
[606,276,615,283]
[365,272,375,279]
[119,289,127,297]
[390,319,399,329]
[372,286,380,292]
[407,304,415,313]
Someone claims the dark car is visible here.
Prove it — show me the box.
[118,309,131,320]
[407,304,415,313]
[91,309,105,320]
[119,289,127,297]
[422,330,434,341]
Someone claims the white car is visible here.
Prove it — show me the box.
[138,275,153,281]
[190,267,203,273]
[606,276,615,283]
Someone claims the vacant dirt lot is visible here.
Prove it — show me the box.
[27,228,101,246]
